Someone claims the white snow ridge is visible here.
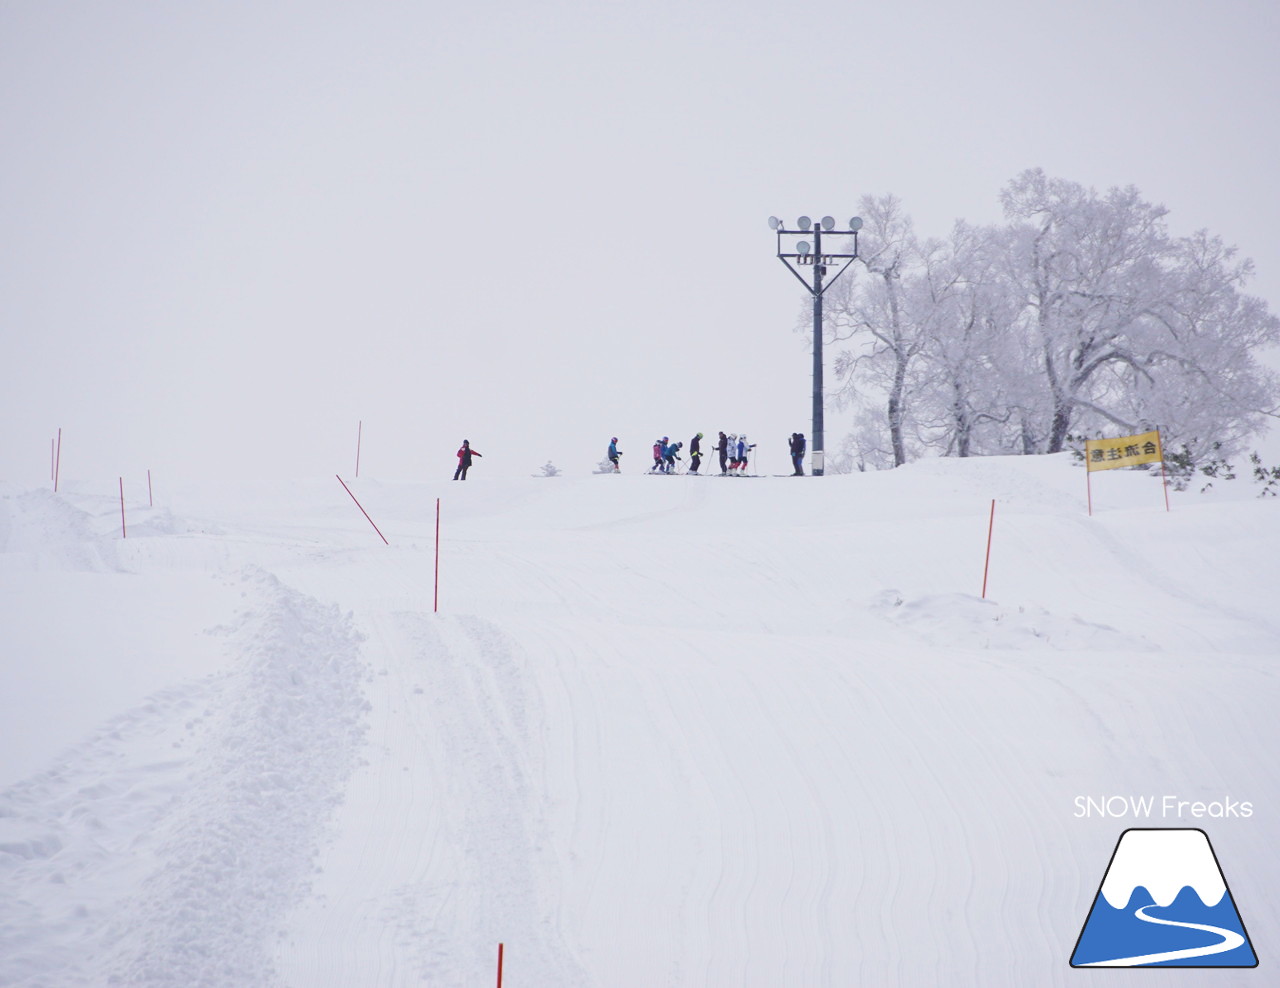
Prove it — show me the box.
[1,455,1277,986]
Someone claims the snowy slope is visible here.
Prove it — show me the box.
[1,455,1277,986]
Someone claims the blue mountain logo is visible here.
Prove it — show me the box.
[1071,828,1258,968]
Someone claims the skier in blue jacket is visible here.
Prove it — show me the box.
[664,440,682,473]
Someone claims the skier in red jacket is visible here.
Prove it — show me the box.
[453,440,483,480]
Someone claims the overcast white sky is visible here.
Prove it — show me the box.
[3,0,1278,487]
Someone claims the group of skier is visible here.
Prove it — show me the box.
[717,433,757,475]
[455,431,806,479]
[649,437,686,473]
[606,431,800,476]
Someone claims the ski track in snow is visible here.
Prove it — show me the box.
[0,677,222,985]
[272,611,587,986]
[0,552,369,987]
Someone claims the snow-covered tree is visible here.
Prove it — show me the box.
[1102,229,1280,462]
[998,169,1279,458]
[999,169,1175,452]
[826,195,929,467]
[824,171,1280,467]
[905,221,1031,458]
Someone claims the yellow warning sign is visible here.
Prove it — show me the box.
[1084,430,1163,472]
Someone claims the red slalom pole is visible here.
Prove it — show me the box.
[434,497,441,613]
[336,475,389,544]
[496,942,504,988]
[119,477,127,539]
[981,499,995,599]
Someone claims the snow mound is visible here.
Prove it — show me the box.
[0,488,119,573]
[871,589,1160,651]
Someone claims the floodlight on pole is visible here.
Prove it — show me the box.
[768,213,863,476]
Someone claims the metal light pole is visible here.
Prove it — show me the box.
[769,215,862,476]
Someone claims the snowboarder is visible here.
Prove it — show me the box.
[789,433,806,476]
[453,440,483,480]
[716,432,729,474]
[689,433,704,473]
[608,437,622,472]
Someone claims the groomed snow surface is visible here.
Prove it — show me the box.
[1,454,1276,986]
